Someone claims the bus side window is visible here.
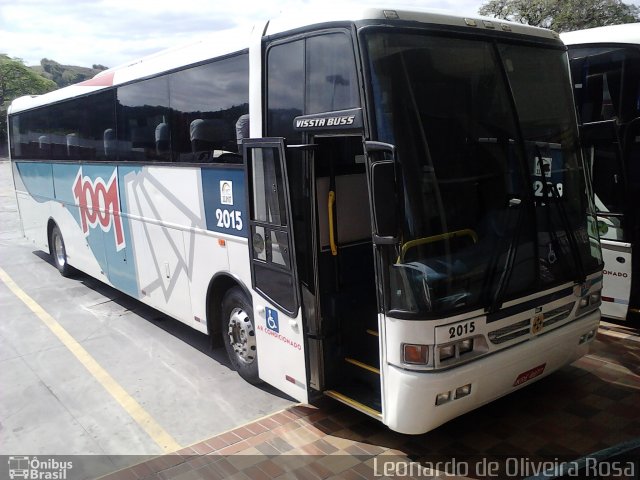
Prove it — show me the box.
[104,128,116,159]
[306,33,359,113]
[169,54,249,163]
[267,39,304,143]
[155,123,169,156]
[117,77,171,162]
[189,119,233,162]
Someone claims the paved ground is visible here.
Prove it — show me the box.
[98,321,640,479]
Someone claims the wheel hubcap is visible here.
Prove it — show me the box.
[227,307,256,364]
[53,234,65,268]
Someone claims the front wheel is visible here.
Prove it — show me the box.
[50,225,73,277]
[221,287,260,384]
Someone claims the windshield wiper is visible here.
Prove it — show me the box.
[535,146,586,284]
[488,196,526,314]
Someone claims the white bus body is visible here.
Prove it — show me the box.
[9,7,603,434]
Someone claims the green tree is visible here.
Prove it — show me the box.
[0,55,57,153]
[478,0,640,32]
[37,58,106,88]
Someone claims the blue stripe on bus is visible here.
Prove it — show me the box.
[15,162,54,201]
[16,162,140,298]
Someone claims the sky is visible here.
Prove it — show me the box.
[0,0,486,68]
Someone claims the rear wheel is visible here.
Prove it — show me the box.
[221,287,260,384]
[50,225,73,277]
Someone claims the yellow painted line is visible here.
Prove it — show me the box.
[366,328,379,337]
[0,267,181,453]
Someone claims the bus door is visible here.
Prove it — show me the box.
[311,135,382,418]
[582,122,632,319]
[243,138,308,402]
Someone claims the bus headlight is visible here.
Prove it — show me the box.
[577,287,602,316]
[438,344,456,362]
[459,338,474,354]
[436,335,487,367]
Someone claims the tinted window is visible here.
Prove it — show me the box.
[57,91,116,161]
[170,54,249,163]
[12,54,251,164]
[306,33,359,113]
[267,40,304,143]
[10,109,48,159]
[569,46,640,124]
[117,77,170,162]
[267,33,360,141]
[86,91,117,161]
[366,31,600,316]
[248,145,297,313]
[10,91,116,161]
[251,147,287,226]
[9,116,19,159]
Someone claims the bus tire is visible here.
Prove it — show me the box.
[221,287,261,384]
[50,224,73,277]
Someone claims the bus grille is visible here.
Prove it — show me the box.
[488,302,575,345]
[542,302,574,328]
[488,319,530,344]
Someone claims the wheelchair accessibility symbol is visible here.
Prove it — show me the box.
[266,307,279,333]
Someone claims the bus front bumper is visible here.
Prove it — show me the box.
[383,310,600,434]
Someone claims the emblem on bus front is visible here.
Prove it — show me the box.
[531,313,544,335]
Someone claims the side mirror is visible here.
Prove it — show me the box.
[365,141,400,245]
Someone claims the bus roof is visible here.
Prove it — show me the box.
[561,23,640,46]
[9,6,558,115]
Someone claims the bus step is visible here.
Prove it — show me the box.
[345,357,380,375]
[324,388,382,420]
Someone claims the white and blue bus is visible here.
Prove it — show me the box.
[8,8,603,434]
[563,24,640,322]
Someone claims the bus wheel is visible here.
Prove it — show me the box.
[50,225,73,277]
[221,287,260,384]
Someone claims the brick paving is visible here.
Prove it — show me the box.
[100,321,640,479]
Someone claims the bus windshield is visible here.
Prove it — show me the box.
[364,30,603,317]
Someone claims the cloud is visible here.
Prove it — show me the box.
[0,0,549,67]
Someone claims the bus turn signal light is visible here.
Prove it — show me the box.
[402,343,428,365]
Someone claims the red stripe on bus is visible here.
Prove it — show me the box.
[78,71,115,86]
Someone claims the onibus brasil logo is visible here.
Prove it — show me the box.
[8,456,73,479]
[72,168,125,251]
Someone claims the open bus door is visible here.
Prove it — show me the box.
[243,138,308,402]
